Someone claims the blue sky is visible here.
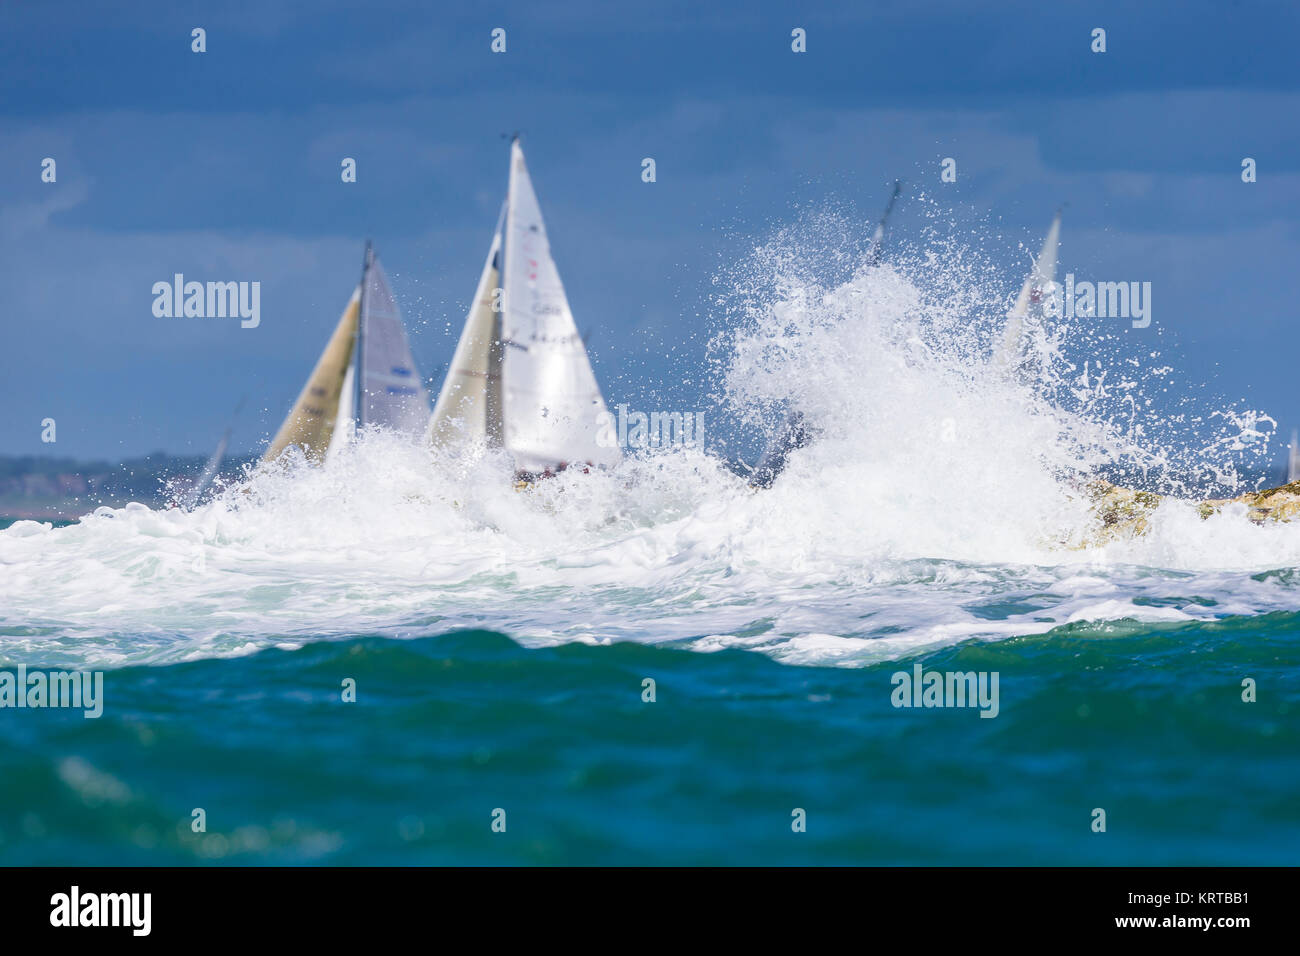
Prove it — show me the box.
[2,0,1298,467]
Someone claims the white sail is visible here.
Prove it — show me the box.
[500,140,620,473]
[428,218,504,448]
[357,251,430,437]
[1289,429,1300,484]
[182,428,230,509]
[993,209,1062,370]
[325,363,356,460]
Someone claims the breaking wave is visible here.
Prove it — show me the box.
[3,205,1298,670]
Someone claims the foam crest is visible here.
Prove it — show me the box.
[2,207,1296,669]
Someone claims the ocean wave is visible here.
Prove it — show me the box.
[3,208,1298,670]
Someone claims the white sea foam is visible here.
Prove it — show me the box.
[2,209,1297,669]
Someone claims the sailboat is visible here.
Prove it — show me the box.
[867,180,902,266]
[263,244,429,463]
[750,411,815,489]
[992,208,1062,371]
[428,138,620,480]
[1289,429,1300,484]
[179,397,246,509]
[747,183,903,490]
[182,427,231,509]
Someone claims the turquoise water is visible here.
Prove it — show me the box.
[1,617,1295,865]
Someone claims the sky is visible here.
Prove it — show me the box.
[2,0,1298,467]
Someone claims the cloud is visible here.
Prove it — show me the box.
[4,60,1298,457]
[0,179,91,242]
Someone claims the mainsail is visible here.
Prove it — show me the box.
[992,209,1062,371]
[500,141,620,473]
[431,140,620,475]
[263,288,360,462]
[356,249,430,436]
[265,245,429,463]
[1289,429,1300,484]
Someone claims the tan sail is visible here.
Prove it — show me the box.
[428,228,503,448]
[263,288,360,462]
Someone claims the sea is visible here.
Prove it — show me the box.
[1,215,1298,865]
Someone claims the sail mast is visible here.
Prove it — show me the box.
[486,197,508,445]
[495,135,518,453]
[355,240,373,430]
[868,180,902,265]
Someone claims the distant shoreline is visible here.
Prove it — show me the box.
[1,496,150,523]
[1,514,80,529]
[0,452,257,525]
[2,506,85,520]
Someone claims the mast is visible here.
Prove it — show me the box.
[490,139,515,449]
[493,135,520,447]
[486,198,508,446]
[354,240,373,430]
[868,180,902,265]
